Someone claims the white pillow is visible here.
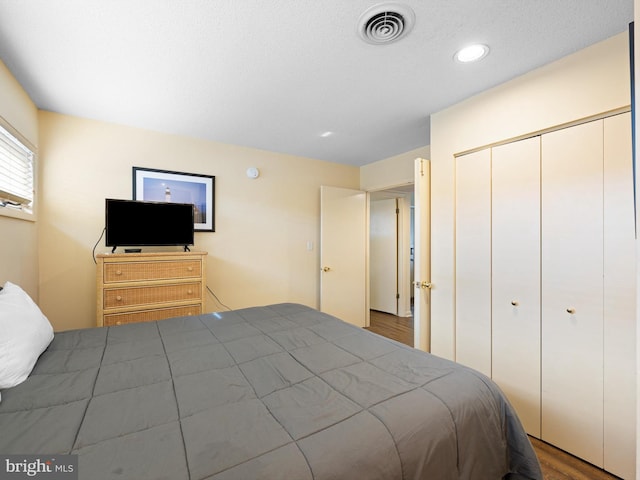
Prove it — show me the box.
[0,281,54,394]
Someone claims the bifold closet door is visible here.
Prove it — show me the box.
[602,112,635,479]
[491,137,541,438]
[455,148,491,377]
[541,120,604,467]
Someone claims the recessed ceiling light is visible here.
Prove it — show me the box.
[454,44,489,63]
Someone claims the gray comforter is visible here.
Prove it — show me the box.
[0,303,542,479]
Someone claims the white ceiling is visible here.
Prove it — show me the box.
[0,1,633,166]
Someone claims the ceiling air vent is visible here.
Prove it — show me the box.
[357,3,415,45]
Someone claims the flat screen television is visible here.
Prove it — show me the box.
[105,199,195,252]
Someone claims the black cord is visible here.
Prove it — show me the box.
[206,285,232,311]
[92,228,106,264]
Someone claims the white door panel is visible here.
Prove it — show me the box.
[320,186,367,328]
[455,149,491,376]
[541,120,604,467]
[414,158,431,351]
[370,198,398,314]
[602,112,636,479]
[491,136,541,438]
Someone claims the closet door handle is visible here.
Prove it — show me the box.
[566,308,576,314]
[511,300,519,306]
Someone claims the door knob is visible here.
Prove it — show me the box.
[511,300,519,306]
[414,281,432,289]
[566,308,576,314]
[322,266,331,272]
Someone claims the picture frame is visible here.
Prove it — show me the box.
[133,166,215,232]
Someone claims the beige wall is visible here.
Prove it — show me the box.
[38,112,359,331]
[430,32,631,359]
[360,145,430,191]
[0,61,38,144]
[0,60,39,299]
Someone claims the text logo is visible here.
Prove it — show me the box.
[0,455,77,480]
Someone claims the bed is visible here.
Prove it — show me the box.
[0,301,542,479]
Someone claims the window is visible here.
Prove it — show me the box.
[0,124,34,216]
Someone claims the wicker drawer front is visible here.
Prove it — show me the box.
[104,305,201,326]
[103,283,201,309]
[97,252,207,327]
[104,260,201,283]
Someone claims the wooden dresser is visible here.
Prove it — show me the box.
[96,251,207,327]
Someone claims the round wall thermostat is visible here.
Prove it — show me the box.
[246,167,260,179]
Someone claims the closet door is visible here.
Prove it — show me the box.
[541,120,604,467]
[602,112,635,479]
[455,148,491,376]
[491,137,541,438]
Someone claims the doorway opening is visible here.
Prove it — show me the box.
[366,185,414,345]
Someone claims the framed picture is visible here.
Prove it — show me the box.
[133,167,215,231]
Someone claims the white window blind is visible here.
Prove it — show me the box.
[0,124,34,212]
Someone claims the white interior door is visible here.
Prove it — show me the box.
[320,186,367,327]
[370,198,398,314]
[541,120,604,467]
[455,148,492,376]
[491,136,541,438]
[413,158,431,351]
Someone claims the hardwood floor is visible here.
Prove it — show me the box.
[365,309,413,346]
[364,309,621,480]
[530,437,620,480]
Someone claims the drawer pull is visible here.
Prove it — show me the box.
[187,289,193,295]
[115,321,122,326]
[115,270,122,276]
[116,295,123,302]
[187,266,194,272]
